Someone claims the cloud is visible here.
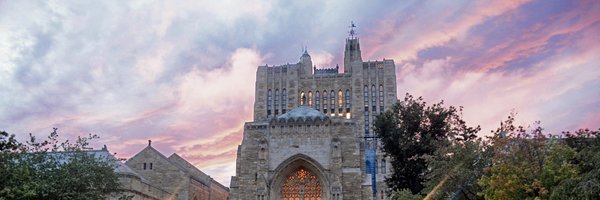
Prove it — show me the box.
[362,0,532,62]
[396,2,600,134]
[1,0,599,187]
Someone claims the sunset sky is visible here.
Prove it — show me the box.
[1,0,599,186]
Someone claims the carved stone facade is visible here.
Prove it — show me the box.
[230,30,398,199]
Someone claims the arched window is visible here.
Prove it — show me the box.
[363,85,369,108]
[371,85,377,112]
[300,91,306,105]
[323,91,328,114]
[345,89,351,113]
[330,90,335,113]
[282,89,287,114]
[281,167,321,200]
[315,91,320,111]
[379,85,384,113]
[274,89,279,115]
[267,89,272,116]
[308,91,313,107]
[337,90,343,113]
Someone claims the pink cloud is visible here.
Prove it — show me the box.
[3,0,599,188]
[362,0,531,62]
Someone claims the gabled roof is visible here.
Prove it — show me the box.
[168,153,212,186]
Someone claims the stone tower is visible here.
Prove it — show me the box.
[300,48,313,76]
[230,24,398,200]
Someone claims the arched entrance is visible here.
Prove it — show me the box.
[270,154,330,200]
[282,167,322,200]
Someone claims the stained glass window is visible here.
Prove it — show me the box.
[282,168,322,200]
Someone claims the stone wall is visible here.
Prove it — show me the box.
[125,146,189,200]
[125,145,229,200]
[107,174,172,200]
[233,34,397,200]
[209,179,230,200]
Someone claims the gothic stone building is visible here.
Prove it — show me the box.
[124,142,230,200]
[229,31,398,199]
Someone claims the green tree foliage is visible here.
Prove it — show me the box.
[375,93,599,199]
[478,116,550,199]
[423,135,489,200]
[0,128,123,200]
[391,189,423,200]
[375,93,480,195]
[550,129,600,199]
[477,116,597,200]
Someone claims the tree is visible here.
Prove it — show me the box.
[0,128,124,200]
[477,116,586,200]
[550,128,600,199]
[391,189,423,200]
[423,135,489,200]
[375,93,480,195]
[0,131,20,152]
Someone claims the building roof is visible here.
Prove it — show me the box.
[168,153,212,186]
[44,149,145,180]
[276,106,328,122]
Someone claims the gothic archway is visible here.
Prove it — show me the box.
[282,167,322,200]
[270,154,330,200]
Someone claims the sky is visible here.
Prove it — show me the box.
[1,0,599,187]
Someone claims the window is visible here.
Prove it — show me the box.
[363,85,369,107]
[274,89,279,115]
[282,89,287,113]
[143,163,147,170]
[150,162,153,170]
[315,91,320,111]
[267,89,272,116]
[330,90,335,112]
[308,91,313,107]
[364,114,369,135]
[364,85,369,135]
[379,85,384,113]
[345,89,351,113]
[371,85,376,112]
[300,91,306,105]
[381,158,386,174]
[281,168,321,200]
[323,91,328,113]
[338,90,343,113]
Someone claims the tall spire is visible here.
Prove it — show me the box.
[344,21,361,73]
